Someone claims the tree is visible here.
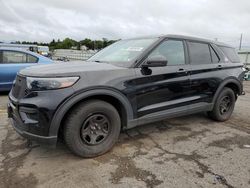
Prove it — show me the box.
[79,38,93,49]
[7,38,117,51]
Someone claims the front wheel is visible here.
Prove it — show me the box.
[64,100,121,157]
[208,87,236,122]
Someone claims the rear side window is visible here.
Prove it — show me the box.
[1,51,38,64]
[188,42,211,64]
[219,46,240,63]
[27,54,38,63]
[210,46,220,63]
[0,51,2,64]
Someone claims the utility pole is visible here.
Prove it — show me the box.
[239,33,243,50]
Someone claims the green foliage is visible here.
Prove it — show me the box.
[78,38,117,50]
[13,38,117,51]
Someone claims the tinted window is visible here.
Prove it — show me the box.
[188,42,211,64]
[27,54,38,63]
[1,51,38,64]
[219,46,240,63]
[2,51,26,63]
[148,40,185,65]
[0,51,2,64]
[210,46,220,63]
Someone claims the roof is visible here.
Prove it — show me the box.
[165,34,232,47]
[126,34,233,48]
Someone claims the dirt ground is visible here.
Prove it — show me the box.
[0,82,250,188]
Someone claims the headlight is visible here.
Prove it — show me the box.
[26,76,79,91]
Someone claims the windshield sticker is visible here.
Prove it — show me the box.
[124,47,144,51]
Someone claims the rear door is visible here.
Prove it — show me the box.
[0,50,38,91]
[187,41,222,105]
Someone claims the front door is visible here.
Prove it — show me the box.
[133,39,192,118]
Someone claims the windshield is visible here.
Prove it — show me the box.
[87,38,158,67]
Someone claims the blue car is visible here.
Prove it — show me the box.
[0,48,53,91]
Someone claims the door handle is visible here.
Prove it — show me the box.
[217,65,222,69]
[177,68,186,73]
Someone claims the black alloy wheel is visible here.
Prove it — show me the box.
[208,87,236,122]
[219,96,232,115]
[64,100,121,157]
[81,114,110,145]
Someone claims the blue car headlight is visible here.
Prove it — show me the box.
[26,76,79,91]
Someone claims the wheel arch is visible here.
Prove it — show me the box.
[49,88,134,137]
[212,77,243,104]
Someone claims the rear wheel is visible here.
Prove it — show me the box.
[208,87,235,121]
[64,100,121,157]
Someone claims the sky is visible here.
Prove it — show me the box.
[0,0,250,48]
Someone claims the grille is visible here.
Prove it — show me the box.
[11,75,27,99]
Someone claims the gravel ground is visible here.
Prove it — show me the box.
[0,82,250,188]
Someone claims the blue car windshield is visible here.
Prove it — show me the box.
[87,38,158,67]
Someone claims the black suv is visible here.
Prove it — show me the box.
[8,35,245,157]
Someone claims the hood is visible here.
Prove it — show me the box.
[19,61,126,77]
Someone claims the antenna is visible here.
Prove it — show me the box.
[239,33,243,50]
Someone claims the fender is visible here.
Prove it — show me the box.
[48,87,134,137]
[212,77,243,104]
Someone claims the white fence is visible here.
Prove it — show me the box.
[238,50,250,65]
[52,49,96,61]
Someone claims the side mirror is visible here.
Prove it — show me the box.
[142,55,168,68]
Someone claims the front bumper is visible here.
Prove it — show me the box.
[7,74,76,146]
[8,102,57,146]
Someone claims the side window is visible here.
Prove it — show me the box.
[2,51,27,64]
[0,51,3,64]
[210,46,220,63]
[148,40,185,65]
[219,46,240,63]
[27,54,38,63]
[188,42,211,64]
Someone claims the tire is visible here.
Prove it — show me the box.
[64,100,121,157]
[208,87,236,122]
